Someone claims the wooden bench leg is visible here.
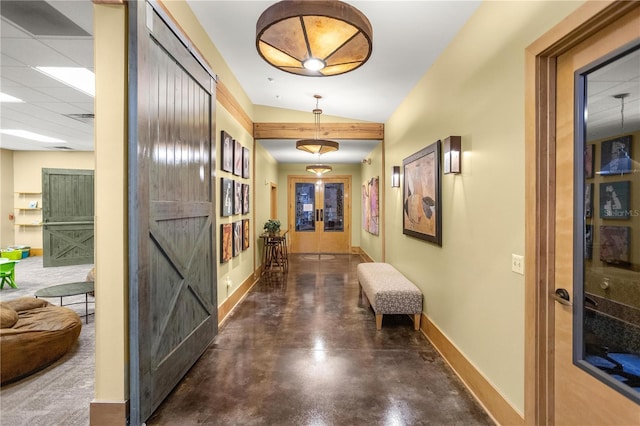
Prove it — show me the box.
[360,285,370,308]
[375,314,383,330]
[414,313,421,331]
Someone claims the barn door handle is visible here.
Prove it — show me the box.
[552,288,572,306]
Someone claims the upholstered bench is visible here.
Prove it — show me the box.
[357,262,422,330]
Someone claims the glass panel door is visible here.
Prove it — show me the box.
[295,182,316,232]
[323,183,344,232]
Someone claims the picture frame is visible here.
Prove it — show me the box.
[584,224,593,260]
[242,219,250,250]
[233,221,242,257]
[221,130,233,173]
[242,184,250,214]
[362,177,379,235]
[599,226,630,265]
[402,140,442,245]
[584,144,594,179]
[599,135,632,175]
[599,181,630,219]
[233,139,242,176]
[242,147,250,179]
[220,223,232,263]
[234,180,242,215]
[585,183,593,218]
[221,178,233,217]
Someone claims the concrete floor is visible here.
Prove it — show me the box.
[148,254,493,425]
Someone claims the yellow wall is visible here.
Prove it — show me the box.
[11,151,94,248]
[0,149,15,248]
[359,142,384,261]
[384,0,584,414]
[253,142,279,267]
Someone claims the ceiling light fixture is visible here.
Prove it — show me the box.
[34,66,95,97]
[296,95,339,155]
[256,0,373,77]
[0,92,24,103]
[0,129,65,143]
[306,164,332,176]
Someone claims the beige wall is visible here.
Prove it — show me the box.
[253,142,279,267]
[0,149,15,248]
[10,151,94,249]
[384,0,584,414]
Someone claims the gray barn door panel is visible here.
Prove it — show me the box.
[42,168,94,267]
[129,2,217,424]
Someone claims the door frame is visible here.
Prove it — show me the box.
[524,1,639,424]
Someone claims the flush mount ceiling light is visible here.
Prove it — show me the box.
[256,0,373,76]
[296,95,339,155]
[306,164,332,176]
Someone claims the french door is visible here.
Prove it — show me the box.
[288,176,351,253]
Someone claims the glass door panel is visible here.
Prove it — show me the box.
[323,183,344,232]
[295,182,315,232]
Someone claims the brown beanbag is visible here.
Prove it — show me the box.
[1,297,82,385]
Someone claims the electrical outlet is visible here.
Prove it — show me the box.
[512,254,524,275]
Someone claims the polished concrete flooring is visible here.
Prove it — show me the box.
[148,254,493,425]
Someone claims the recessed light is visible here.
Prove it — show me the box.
[0,129,65,143]
[0,92,24,103]
[34,66,95,97]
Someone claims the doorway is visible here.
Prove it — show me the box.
[526,2,640,423]
[288,176,351,253]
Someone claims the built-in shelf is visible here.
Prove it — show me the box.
[15,223,42,227]
[15,208,42,211]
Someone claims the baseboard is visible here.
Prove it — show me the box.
[420,315,524,426]
[89,399,128,426]
[359,250,374,263]
[217,271,260,326]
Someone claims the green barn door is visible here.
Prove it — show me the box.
[42,168,94,267]
[129,2,217,424]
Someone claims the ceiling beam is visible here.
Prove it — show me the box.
[254,122,384,140]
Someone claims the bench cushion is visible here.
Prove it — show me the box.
[357,263,422,314]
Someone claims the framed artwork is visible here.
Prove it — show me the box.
[242,219,250,250]
[584,224,593,260]
[362,177,379,235]
[221,178,233,217]
[402,140,442,245]
[220,223,232,263]
[242,147,250,179]
[221,131,233,173]
[233,139,242,176]
[233,221,242,257]
[585,183,593,218]
[242,184,250,214]
[600,135,632,175]
[584,144,594,178]
[599,226,630,265]
[234,180,242,215]
[599,181,630,219]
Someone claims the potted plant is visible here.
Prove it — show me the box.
[263,219,281,235]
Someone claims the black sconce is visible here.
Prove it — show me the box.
[391,166,400,187]
[443,136,461,174]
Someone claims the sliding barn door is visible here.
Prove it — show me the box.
[129,2,217,424]
[42,168,94,267]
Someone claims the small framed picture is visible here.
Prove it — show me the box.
[599,226,630,265]
[242,184,250,214]
[221,131,233,173]
[234,180,242,215]
[599,181,630,219]
[233,221,242,257]
[600,135,632,175]
[242,147,250,179]
[221,178,233,217]
[233,140,242,176]
[584,144,594,179]
[220,223,232,263]
[242,219,250,250]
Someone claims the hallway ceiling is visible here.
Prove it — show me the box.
[1,1,638,162]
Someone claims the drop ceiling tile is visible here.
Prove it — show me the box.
[40,38,93,68]
[1,37,77,67]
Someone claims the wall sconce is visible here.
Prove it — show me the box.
[443,136,461,174]
[391,166,400,187]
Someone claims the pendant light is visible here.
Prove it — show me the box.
[306,164,332,176]
[296,95,339,155]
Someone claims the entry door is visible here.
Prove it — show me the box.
[552,8,639,424]
[288,176,351,253]
[130,2,217,424]
[42,168,94,267]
